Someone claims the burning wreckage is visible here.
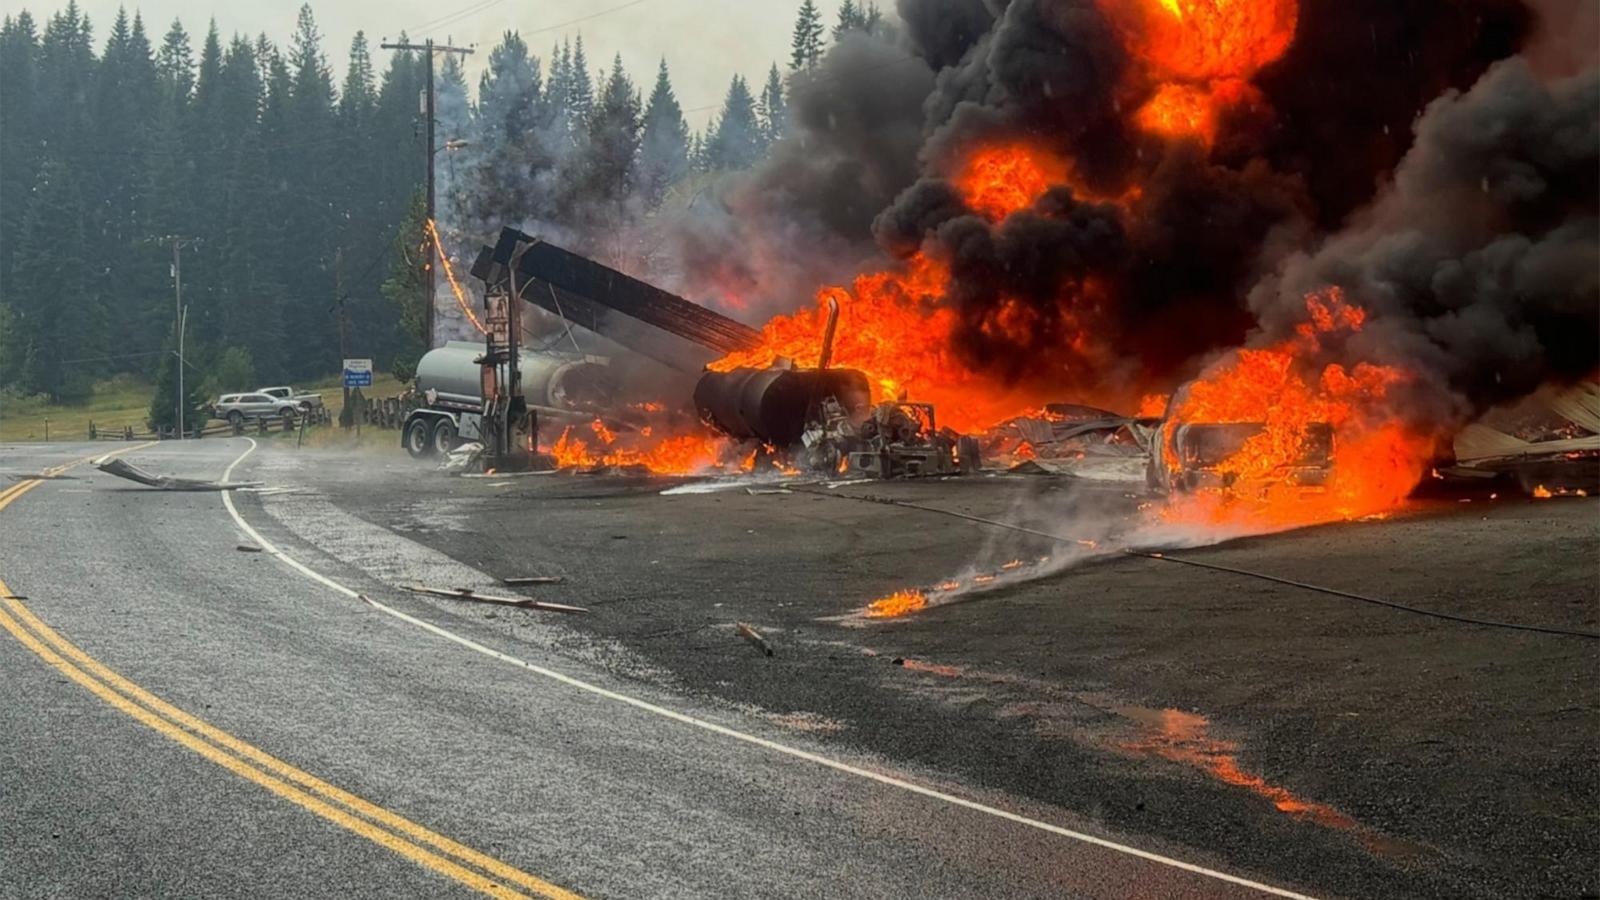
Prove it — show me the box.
[402,227,981,478]
[402,226,1596,505]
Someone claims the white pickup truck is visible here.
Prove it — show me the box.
[257,385,324,410]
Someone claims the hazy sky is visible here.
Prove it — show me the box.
[0,0,850,127]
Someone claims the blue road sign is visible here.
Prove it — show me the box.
[343,358,373,388]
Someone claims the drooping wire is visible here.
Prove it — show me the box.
[793,487,1600,640]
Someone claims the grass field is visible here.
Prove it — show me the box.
[0,371,408,443]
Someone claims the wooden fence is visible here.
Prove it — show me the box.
[87,405,335,442]
[351,394,415,430]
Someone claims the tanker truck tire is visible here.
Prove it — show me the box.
[430,419,457,456]
[404,416,434,458]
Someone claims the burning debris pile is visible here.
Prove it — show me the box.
[430,0,1595,531]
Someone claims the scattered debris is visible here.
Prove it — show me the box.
[502,575,564,585]
[439,442,484,472]
[1453,379,1600,494]
[745,486,793,495]
[735,622,774,656]
[399,583,587,613]
[95,456,260,491]
[985,406,1156,481]
[236,543,263,553]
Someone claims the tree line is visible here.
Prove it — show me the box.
[0,0,883,427]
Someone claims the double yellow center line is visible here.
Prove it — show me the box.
[0,449,580,900]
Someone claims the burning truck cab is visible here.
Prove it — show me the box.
[1147,420,1334,494]
[1145,380,1335,495]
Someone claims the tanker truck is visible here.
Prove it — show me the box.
[401,341,614,458]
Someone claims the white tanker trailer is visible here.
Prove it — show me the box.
[401,341,613,457]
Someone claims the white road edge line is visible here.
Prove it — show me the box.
[220,438,1317,900]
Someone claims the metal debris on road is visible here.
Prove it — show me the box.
[236,543,263,553]
[94,456,260,492]
[399,583,587,613]
[502,576,565,585]
[735,622,774,656]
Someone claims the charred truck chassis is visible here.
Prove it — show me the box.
[1147,421,1334,493]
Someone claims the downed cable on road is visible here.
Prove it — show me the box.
[792,488,1600,640]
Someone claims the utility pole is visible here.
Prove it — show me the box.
[334,247,351,428]
[157,235,198,439]
[380,38,473,351]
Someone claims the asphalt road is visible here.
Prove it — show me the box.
[0,439,1319,899]
[270,439,1598,900]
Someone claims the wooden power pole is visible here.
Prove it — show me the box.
[380,38,473,351]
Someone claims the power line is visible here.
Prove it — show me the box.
[681,50,932,115]
[522,0,656,36]
[405,0,654,43]
[404,0,506,36]
[795,487,1600,641]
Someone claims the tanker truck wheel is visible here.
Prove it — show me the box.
[430,419,457,456]
[403,417,434,458]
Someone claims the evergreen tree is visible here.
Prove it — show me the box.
[835,0,862,37]
[0,12,42,290]
[687,130,706,174]
[338,31,376,126]
[0,15,39,379]
[478,30,540,143]
[8,158,92,400]
[568,35,594,130]
[863,2,884,32]
[281,4,338,361]
[835,1,882,37]
[155,18,194,109]
[380,189,429,371]
[546,39,572,138]
[757,63,786,146]
[638,58,689,207]
[706,75,762,171]
[582,53,642,211]
[789,0,824,71]
[146,335,208,432]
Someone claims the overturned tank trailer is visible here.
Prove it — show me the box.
[467,227,980,476]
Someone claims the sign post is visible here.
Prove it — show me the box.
[343,359,373,437]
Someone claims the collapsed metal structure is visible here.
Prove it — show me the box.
[467,227,977,476]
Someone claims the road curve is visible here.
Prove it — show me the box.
[0,440,1315,899]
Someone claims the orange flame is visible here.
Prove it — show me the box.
[955,144,1058,220]
[1163,288,1432,528]
[546,419,730,475]
[1102,0,1299,145]
[709,251,1117,433]
[425,218,487,335]
[1137,393,1171,417]
[866,589,929,618]
[1124,708,1355,830]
